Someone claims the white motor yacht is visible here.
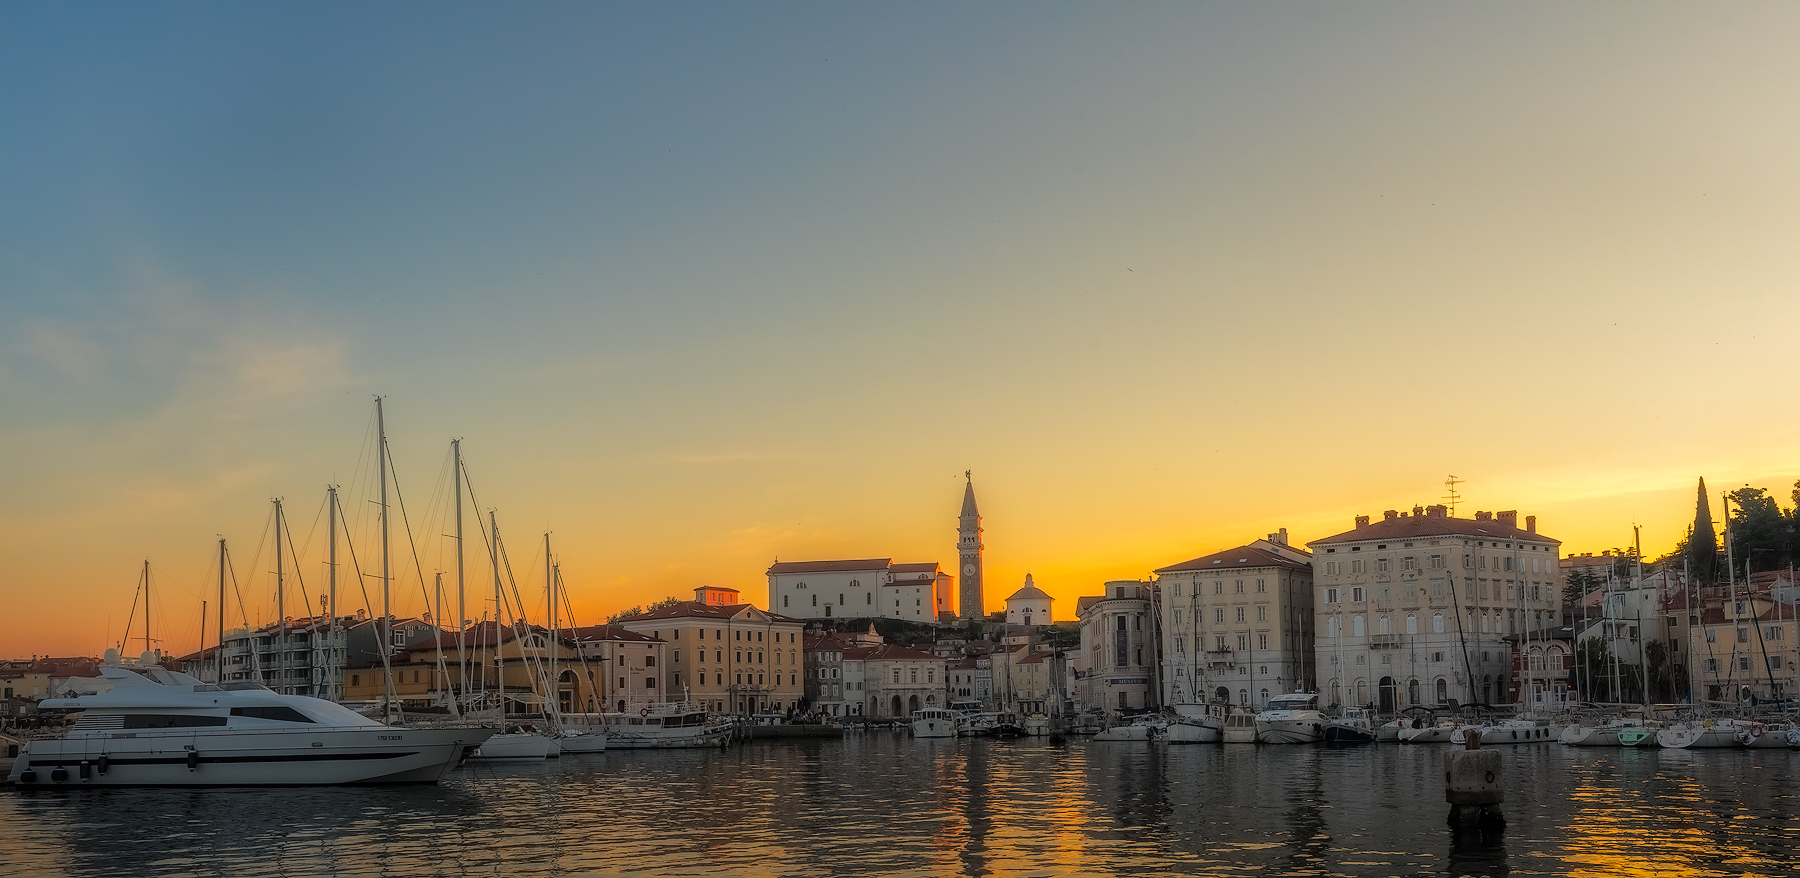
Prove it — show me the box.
[564,703,734,749]
[1254,693,1324,744]
[911,707,959,738]
[8,654,491,787]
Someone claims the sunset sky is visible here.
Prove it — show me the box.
[4,4,1799,658]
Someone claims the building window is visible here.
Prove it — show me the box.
[1214,582,1223,595]
[1256,605,1267,621]
[893,669,901,683]
[1325,588,1339,604]
[1376,558,1390,573]
[1235,607,1246,623]
[1351,587,1365,602]
[1257,634,1268,650]
[1215,608,1226,624]
[1237,634,1248,651]
[1433,613,1444,634]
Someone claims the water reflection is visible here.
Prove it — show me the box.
[2,736,1798,877]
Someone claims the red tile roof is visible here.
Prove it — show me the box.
[562,625,663,644]
[766,558,892,575]
[845,643,943,662]
[1155,545,1310,574]
[889,562,940,575]
[1307,515,1559,546]
[626,600,802,624]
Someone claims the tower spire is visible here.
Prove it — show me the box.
[957,472,984,620]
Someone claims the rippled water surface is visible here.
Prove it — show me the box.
[4,735,1800,877]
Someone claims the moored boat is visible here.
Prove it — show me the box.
[911,707,959,739]
[1255,693,1324,744]
[9,653,491,787]
[1321,707,1375,745]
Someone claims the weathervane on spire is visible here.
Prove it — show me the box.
[965,469,971,481]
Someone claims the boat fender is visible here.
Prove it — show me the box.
[96,755,109,775]
[79,761,90,781]
[186,751,200,771]
[18,770,36,784]
[51,766,68,783]
[1511,730,1517,740]
[641,707,650,717]
[1751,722,1765,737]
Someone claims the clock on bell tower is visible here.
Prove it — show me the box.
[957,471,983,621]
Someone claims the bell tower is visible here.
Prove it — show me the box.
[957,471,983,620]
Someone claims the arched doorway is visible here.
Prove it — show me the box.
[1355,678,1368,707]
[890,695,902,717]
[1214,686,1230,702]
[1407,678,1420,705]
[616,699,626,713]
[1378,676,1397,713]
[908,695,920,713]
[1435,678,1447,704]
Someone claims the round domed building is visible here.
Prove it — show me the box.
[1005,574,1054,627]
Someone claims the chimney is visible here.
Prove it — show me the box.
[1497,510,1518,528]
[1384,509,1399,521]
[1412,505,1425,517]
[1268,528,1289,546]
[1426,504,1447,518]
[1525,515,1537,533]
[1475,511,1493,522]
[1355,515,1371,528]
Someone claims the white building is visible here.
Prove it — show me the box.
[1004,575,1054,627]
[1153,530,1314,711]
[766,559,953,623]
[1308,506,1562,710]
[1076,581,1159,713]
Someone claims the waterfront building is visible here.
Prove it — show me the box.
[1674,570,1800,704]
[802,632,850,716]
[341,622,597,714]
[853,642,948,718]
[1154,530,1314,711]
[765,559,953,623]
[618,586,805,715]
[1004,574,1054,627]
[1505,625,1574,711]
[1308,507,1562,710]
[1076,581,1159,713]
[565,624,669,714]
[214,613,435,699]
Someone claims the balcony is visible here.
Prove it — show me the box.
[1368,634,1403,649]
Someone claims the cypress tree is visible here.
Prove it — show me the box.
[1688,477,1718,583]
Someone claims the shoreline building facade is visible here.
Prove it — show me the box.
[765,559,953,623]
[618,586,805,716]
[1308,506,1562,711]
[1154,530,1315,711]
[1076,581,1159,713]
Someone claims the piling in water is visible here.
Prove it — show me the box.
[1444,730,1505,830]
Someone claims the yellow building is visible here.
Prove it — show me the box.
[618,586,806,715]
[343,622,602,715]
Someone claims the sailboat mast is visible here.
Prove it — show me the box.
[492,510,502,717]
[453,439,466,707]
[546,531,556,720]
[328,485,338,702]
[276,498,286,694]
[1724,491,1740,706]
[143,559,151,658]
[217,537,226,684]
[377,396,394,721]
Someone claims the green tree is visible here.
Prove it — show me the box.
[1685,477,1719,582]
[1563,569,1601,605]
[1725,487,1794,573]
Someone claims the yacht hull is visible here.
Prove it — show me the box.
[911,718,957,738]
[1255,720,1322,744]
[1559,725,1620,746]
[1658,723,1739,749]
[9,726,490,787]
[1166,720,1223,744]
[1321,724,1374,745]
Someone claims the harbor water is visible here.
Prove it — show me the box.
[3,734,1798,877]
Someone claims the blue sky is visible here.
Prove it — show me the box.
[5,3,1800,655]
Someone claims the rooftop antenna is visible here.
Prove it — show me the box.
[1444,475,1464,517]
